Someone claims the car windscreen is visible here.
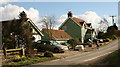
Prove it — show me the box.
[51,41,60,45]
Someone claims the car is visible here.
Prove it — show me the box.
[36,40,68,53]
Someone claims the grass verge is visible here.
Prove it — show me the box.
[2,56,59,67]
[93,49,120,65]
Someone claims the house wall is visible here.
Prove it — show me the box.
[31,27,41,42]
[85,34,91,40]
[59,18,81,40]
[56,40,67,44]
[85,31,96,41]
[32,28,37,33]
[92,31,96,38]
[81,28,87,43]
[33,35,41,42]
[41,31,50,40]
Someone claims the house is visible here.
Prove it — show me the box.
[41,29,72,44]
[1,18,43,48]
[59,11,96,43]
[27,18,44,42]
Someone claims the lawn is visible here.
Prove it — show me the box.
[93,49,120,65]
[2,56,59,67]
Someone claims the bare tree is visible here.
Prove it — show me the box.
[39,16,56,40]
[98,18,109,33]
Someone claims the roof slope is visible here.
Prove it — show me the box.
[1,18,43,36]
[27,18,43,36]
[42,29,72,40]
[59,17,91,29]
[72,17,88,27]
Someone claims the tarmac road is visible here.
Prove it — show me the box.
[23,39,119,67]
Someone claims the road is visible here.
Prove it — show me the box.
[23,39,119,67]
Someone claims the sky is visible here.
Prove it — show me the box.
[0,0,119,30]
[9,2,117,18]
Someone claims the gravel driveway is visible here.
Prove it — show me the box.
[53,42,110,58]
[53,50,84,58]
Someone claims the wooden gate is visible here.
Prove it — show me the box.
[3,48,25,58]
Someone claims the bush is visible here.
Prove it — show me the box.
[44,51,54,57]
[12,55,27,62]
[67,38,81,49]
[89,45,92,47]
[113,35,118,39]
[87,41,92,45]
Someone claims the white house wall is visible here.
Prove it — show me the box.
[33,35,41,42]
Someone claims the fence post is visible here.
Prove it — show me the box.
[3,48,7,58]
[22,48,25,56]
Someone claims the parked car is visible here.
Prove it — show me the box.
[36,40,68,53]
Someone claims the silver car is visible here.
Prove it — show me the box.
[36,40,68,53]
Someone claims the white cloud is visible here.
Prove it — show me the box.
[103,15,113,25]
[0,4,41,28]
[57,14,67,24]
[0,0,18,5]
[78,11,101,29]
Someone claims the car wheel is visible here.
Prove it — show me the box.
[54,48,59,53]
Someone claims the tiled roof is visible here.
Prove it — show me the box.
[72,17,89,27]
[42,29,72,40]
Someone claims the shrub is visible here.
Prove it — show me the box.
[89,45,92,47]
[14,55,20,60]
[12,55,26,62]
[67,38,81,49]
[44,51,54,57]
[113,35,118,39]
[87,41,92,45]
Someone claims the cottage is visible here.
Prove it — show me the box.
[59,11,96,43]
[41,29,72,44]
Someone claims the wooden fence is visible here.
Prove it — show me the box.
[3,48,25,58]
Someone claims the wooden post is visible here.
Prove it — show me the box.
[3,48,7,58]
[22,48,25,56]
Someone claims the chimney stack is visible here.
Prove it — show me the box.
[68,11,73,18]
[112,16,114,24]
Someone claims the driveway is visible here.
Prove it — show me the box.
[23,39,119,67]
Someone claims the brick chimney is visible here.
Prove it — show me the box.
[68,11,73,18]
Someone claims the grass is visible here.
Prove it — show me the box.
[2,56,59,67]
[93,49,120,65]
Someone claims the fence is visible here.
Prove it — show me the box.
[3,48,25,58]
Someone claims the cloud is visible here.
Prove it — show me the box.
[78,11,101,28]
[57,14,67,24]
[0,4,41,28]
[103,15,113,25]
[0,0,18,5]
